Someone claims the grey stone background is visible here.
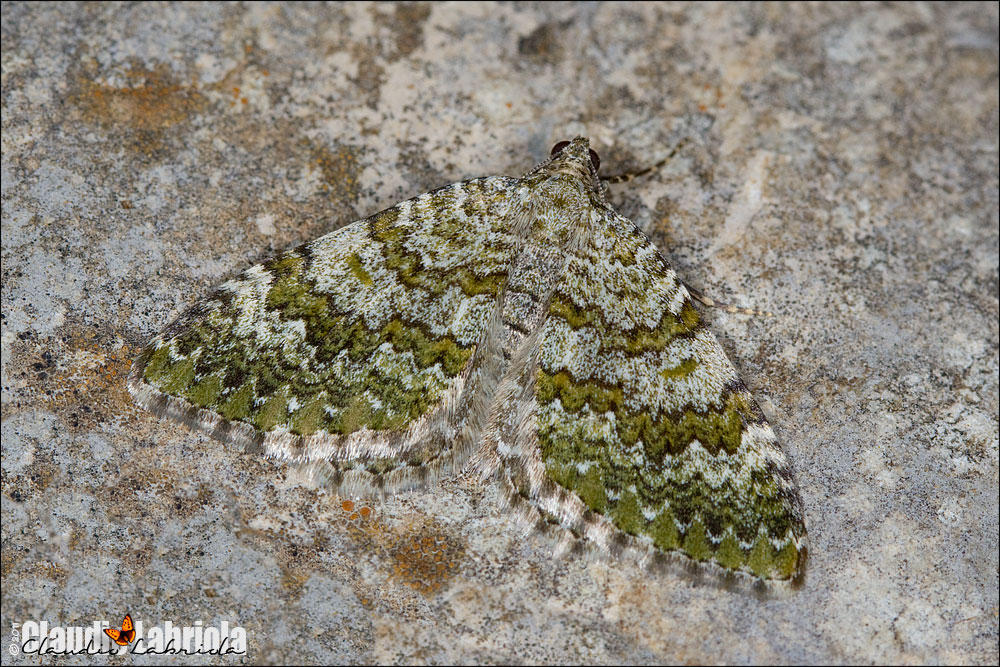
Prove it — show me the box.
[2,2,997,664]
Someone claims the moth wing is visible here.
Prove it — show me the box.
[499,209,807,590]
[130,177,519,494]
[104,628,124,645]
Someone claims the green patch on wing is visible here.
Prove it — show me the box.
[347,253,373,286]
[537,369,747,457]
[548,295,701,352]
[536,368,803,581]
[372,183,511,298]
[143,237,476,437]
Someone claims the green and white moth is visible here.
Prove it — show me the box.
[129,137,807,593]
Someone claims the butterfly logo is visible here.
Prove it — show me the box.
[104,613,135,646]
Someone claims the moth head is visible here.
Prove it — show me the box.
[550,139,601,173]
[541,136,603,192]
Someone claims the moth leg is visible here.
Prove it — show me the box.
[683,281,774,317]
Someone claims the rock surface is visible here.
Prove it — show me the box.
[2,2,997,664]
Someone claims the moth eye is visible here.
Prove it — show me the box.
[588,149,601,172]
[550,140,571,156]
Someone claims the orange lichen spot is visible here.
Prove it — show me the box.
[240,97,248,105]
[261,69,270,77]
[72,63,206,138]
[38,332,141,430]
[340,499,376,526]
[506,101,512,109]
[233,86,241,96]
[307,142,362,202]
[280,568,310,597]
[698,104,708,111]
[389,527,464,595]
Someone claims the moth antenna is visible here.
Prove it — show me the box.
[602,137,690,184]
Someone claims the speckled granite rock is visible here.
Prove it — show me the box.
[2,2,997,664]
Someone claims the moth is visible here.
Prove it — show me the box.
[129,137,807,592]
